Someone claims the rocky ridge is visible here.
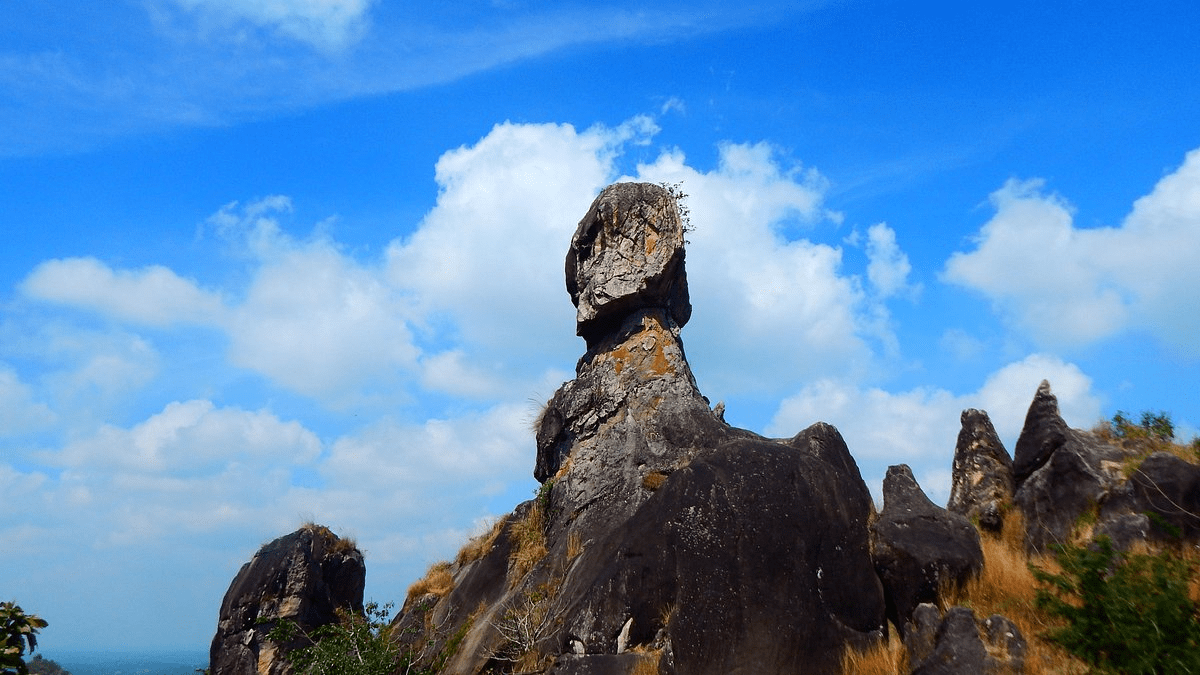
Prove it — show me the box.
[210,182,1200,675]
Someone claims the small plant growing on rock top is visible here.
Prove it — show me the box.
[1031,537,1200,674]
[658,181,692,235]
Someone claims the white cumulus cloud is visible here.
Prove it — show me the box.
[48,399,321,474]
[865,222,916,299]
[21,257,226,327]
[631,142,877,395]
[0,365,55,435]
[943,147,1200,354]
[766,353,1101,504]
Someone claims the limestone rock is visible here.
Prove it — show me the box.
[1012,380,1075,488]
[566,182,691,349]
[906,604,1025,675]
[1099,452,1200,544]
[1010,382,1128,551]
[394,183,886,675]
[551,425,885,675]
[210,525,364,675]
[871,465,983,634]
[947,409,1014,532]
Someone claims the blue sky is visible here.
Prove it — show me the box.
[4,0,1200,653]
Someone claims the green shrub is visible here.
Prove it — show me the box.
[1110,410,1175,443]
[266,602,429,675]
[1031,537,1200,674]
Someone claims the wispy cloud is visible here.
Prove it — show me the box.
[0,1,809,156]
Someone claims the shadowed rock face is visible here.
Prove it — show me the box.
[395,182,886,675]
[210,525,364,675]
[1012,380,1200,552]
[1011,381,1129,552]
[871,465,983,635]
[905,604,1026,675]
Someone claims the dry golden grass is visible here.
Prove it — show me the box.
[508,503,548,584]
[302,521,358,555]
[658,603,674,629]
[529,397,552,434]
[839,626,906,675]
[567,530,584,561]
[642,471,668,490]
[942,511,1089,675]
[455,517,506,567]
[628,650,661,675]
[404,560,454,609]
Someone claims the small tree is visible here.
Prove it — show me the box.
[265,602,428,675]
[1032,537,1200,674]
[1,603,48,675]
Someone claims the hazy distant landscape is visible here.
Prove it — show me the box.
[46,651,207,675]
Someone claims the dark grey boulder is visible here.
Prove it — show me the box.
[871,465,983,634]
[1099,451,1200,544]
[552,427,885,675]
[1011,381,1200,552]
[907,605,1025,675]
[947,409,1014,532]
[210,525,365,675]
[1010,382,1128,551]
[1012,380,1070,488]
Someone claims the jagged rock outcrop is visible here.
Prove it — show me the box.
[392,182,886,674]
[1011,380,1200,552]
[871,465,983,635]
[210,525,365,675]
[947,409,1014,532]
[904,604,1025,675]
[1012,381,1130,551]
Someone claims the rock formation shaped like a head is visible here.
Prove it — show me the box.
[566,182,691,348]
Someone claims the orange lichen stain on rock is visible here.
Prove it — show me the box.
[645,228,658,256]
[603,315,678,379]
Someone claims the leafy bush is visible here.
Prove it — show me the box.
[1109,410,1175,443]
[1031,537,1200,674]
[1,602,47,675]
[266,602,421,675]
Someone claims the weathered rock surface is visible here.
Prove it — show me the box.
[905,604,1026,675]
[871,465,983,634]
[551,424,884,675]
[392,183,886,674]
[566,182,691,349]
[1011,380,1200,552]
[1011,381,1129,551]
[947,409,1014,532]
[210,525,365,675]
[1098,451,1200,544]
